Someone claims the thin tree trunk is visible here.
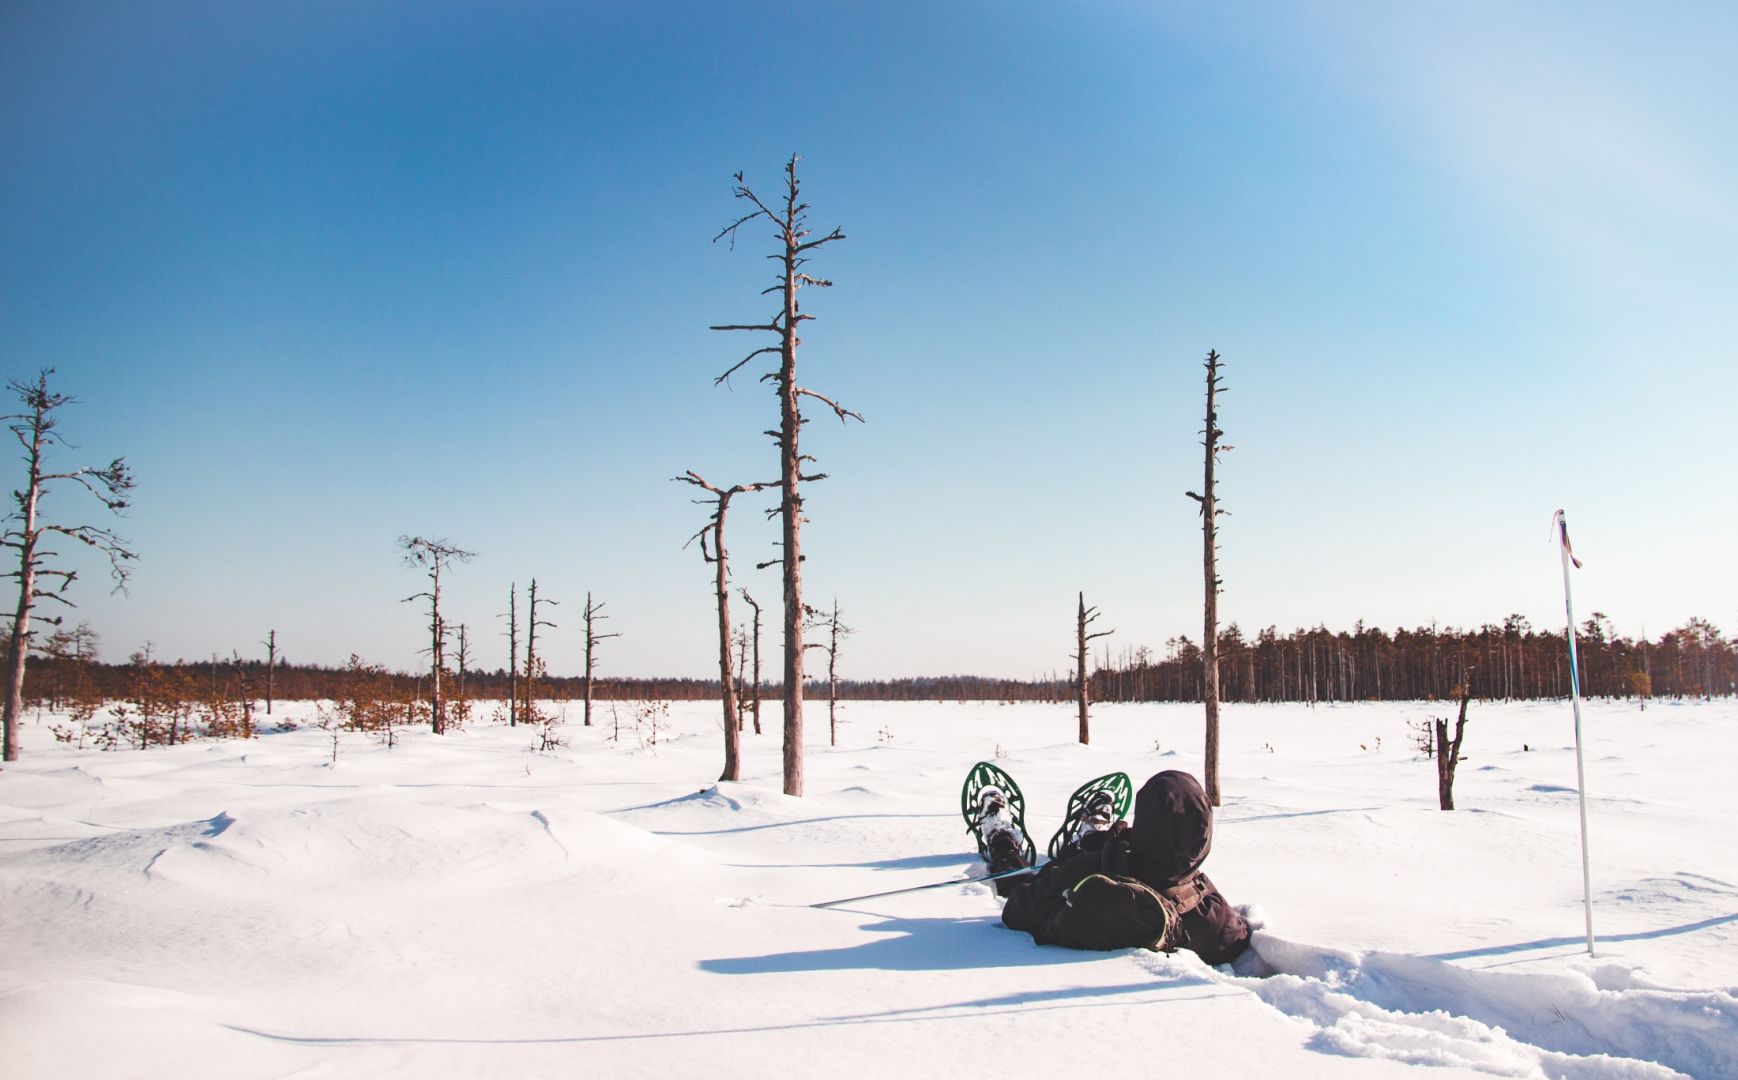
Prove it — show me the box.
[430,567,444,735]
[524,580,539,724]
[584,602,595,728]
[505,584,518,727]
[744,591,763,735]
[779,267,805,795]
[263,629,277,716]
[712,503,742,781]
[677,474,773,780]
[734,625,750,731]
[827,599,840,747]
[1189,350,1225,806]
[2,472,41,762]
[1078,592,1090,744]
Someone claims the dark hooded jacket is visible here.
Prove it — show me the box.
[1001,770,1250,965]
[1126,769,1250,964]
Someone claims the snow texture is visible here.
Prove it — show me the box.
[2,699,1733,1079]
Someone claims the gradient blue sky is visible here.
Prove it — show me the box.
[3,1,1733,679]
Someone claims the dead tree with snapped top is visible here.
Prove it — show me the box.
[260,629,278,716]
[732,625,751,731]
[454,623,470,701]
[522,579,557,725]
[1184,350,1230,806]
[804,597,853,747]
[1436,681,1472,810]
[677,470,775,782]
[711,154,862,797]
[3,371,135,762]
[581,592,619,728]
[739,587,763,735]
[1074,592,1114,745]
[399,536,475,735]
[501,583,519,725]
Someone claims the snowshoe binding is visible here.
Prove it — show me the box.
[1046,771,1133,859]
[961,761,1036,870]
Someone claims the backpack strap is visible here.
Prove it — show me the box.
[1160,873,1209,916]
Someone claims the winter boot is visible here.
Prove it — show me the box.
[1046,771,1134,859]
[960,761,1037,866]
[972,789,1034,896]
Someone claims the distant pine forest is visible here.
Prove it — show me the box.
[23,616,1734,708]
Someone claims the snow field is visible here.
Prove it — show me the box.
[1,698,1733,1078]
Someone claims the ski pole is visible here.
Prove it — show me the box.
[1553,508,1596,957]
[810,864,1039,909]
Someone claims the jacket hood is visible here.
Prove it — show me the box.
[1130,770,1213,888]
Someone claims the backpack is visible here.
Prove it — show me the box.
[1031,871,1177,952]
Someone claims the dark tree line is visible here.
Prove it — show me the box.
[21,657,698,706]
[22,615,1731,711]
[1088,617,1733,704]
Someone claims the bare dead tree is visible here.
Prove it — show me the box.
[712,155,862,797]
[501,583,519,726]
[1075,592,1114,745]
[260,629,278,716]
[739,588,763,735]
[523,579,557,725]
[803,597,854,747]
[454,622,470,701]
[677,470,776,782]
[1435,680,1472,810]
[582,592,619,728]
[1185,350,1230,806]
[398,535,476,735]
[3,370,135,762]
[230,649,256,737]
[732,624,751,731]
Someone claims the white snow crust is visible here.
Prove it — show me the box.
[2,699,1733,1079]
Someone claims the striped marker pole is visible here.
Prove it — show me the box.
[1553,509,1595,957]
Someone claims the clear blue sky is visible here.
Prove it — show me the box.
[3,1,1733,679]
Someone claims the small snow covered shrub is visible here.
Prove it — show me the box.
[1407,718,1435,757]
[633,700,670,751]
[534,718,566,752]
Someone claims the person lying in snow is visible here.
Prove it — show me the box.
[965,766,1251,965]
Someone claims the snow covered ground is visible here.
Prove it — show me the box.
[2,697,1733,1079]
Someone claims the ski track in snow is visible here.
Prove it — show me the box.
[1198,928,1737,1079]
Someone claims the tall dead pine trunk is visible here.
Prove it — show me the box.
[2,370,135,763]
[399,536,475,735]
[523,579,556,726]
[502,584,519,726]
[711,155,860,797]
[677,472,774,782]
[261,629,277,716]
[454,623,470,701]
[1185,350,1228,806]
[1435,684,1471,810]
[582,592,619,728]
[1075,592,1113,745]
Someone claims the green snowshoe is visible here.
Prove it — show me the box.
[961,761,1037,867]
[1046,771,1133,858]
